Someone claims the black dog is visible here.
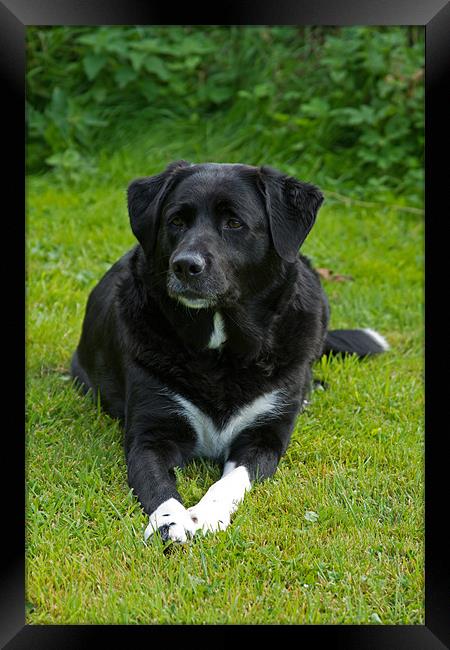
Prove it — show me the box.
[71,161,388,543]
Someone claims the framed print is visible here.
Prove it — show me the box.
[3,0,449,647]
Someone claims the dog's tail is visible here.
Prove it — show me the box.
[322,328,390,358]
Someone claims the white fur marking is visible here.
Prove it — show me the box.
[188,463,251,534]
[362,328,390,351]
[208,312,227,349]
[176,296,210,309]
[145,497,196,543]
[222,460,238,477]
[172,390,283,460]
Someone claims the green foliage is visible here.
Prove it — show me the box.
[26,26,424,204]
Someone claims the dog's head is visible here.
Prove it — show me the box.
[127,161,323,309]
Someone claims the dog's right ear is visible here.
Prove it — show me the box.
[127,160,191,252]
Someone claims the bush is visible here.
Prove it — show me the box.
[26,26,424,204]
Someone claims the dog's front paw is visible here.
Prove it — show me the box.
[188,465,250,535]
[145,498,197,543]
[188,499,232,534]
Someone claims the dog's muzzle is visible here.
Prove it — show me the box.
[167,252,213,308]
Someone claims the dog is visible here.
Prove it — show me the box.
[71,161,389,543]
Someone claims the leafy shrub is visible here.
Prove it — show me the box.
[26,26,424,204]
[26,27,265,171]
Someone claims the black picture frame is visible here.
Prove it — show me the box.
[4,0,449,647]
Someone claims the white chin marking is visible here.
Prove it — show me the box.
[362,328,390,351]
[188,463,251,535]
[177,296,210,309]
[208,312,227,349]
[145,498,196,543]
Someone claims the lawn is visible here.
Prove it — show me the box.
[26,122,424,625]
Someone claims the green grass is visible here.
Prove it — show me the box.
[26,119,424,625]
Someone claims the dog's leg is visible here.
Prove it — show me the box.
[124,369,200,543]
[126,439,197,543]
[188,461,251,533]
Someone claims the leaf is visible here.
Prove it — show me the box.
[138,79,160,101]
[237,90,252,100]
[114,67,137,89]
[83,55,107,81]
[50,87,67,113]
[272,112,290,123]
[128,51,147,72]
[330,70,346,84]
[144,56,170,81]
[301,98,330,117]
[207,86,233,104]
[316,268,354,283]
[253,83,272,99]
[304,510,319,523]
[184,55,202,70]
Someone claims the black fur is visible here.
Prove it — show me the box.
[71,161,387,534]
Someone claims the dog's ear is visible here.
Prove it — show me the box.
[257,166,324,262]
[127,160,192,252]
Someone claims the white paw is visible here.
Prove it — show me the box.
[145,498,197,543]
[188,464,251,535]
[188,499,233,534]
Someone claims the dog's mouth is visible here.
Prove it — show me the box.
[167,286,216,310]
[166,266,231,310]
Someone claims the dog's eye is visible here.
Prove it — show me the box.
[224,218,243,230]
[169,215,185,228]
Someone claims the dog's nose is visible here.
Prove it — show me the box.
[171,253,206,280]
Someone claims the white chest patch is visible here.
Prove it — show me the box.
[171,389,284,460]
[207,312,227,349]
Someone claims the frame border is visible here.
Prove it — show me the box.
[6,0,449,647]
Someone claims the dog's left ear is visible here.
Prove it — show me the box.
[257,166,324,263]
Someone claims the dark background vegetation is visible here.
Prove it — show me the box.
[26,26,424,207]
